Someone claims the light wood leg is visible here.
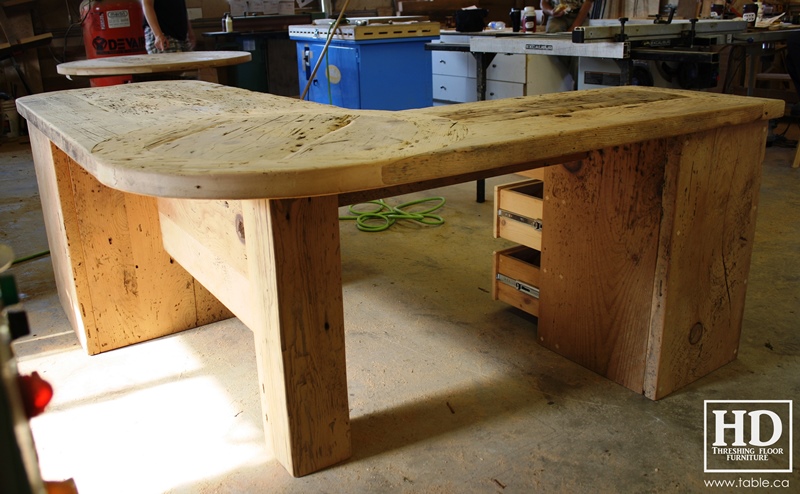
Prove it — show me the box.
[197,66,228,85]
[793,141,800,168]
[28,128,232,354]
[242,196,351,477]
[644,123,765,399]
[538,139,666,395]
[538,122,765,399]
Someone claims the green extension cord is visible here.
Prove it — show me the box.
[12,250,50,265]
[340,197,446,232]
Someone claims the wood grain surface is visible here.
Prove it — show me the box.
[56,51,252,76]
[17,81,783,200]
[29,128,232,354]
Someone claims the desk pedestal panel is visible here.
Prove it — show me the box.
[29,128,233,355]
[538,124,765,399]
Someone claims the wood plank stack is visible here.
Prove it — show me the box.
[0,0,53,96]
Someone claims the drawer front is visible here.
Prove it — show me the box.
[516,168,545,181]
[494,179,544,250]
[486,80,524,100]
[492,245,541,316]
[431,51,476,77]
[487,53,526,83]
[433,74,478,103]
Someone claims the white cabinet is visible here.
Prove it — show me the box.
[486,79,524,100]
[431,47,527,105]
[432,51,477,104]
[430,33,574,105]
[487,53,526,84]
[432,50,475,77]
[433,74,478,103]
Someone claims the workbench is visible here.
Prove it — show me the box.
[16,81,782,477]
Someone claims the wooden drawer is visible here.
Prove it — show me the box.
[433,74,478,103]
[516,168,545,181]
[431,51,476,77]
[492,245,541,317]
[494,179,544,250]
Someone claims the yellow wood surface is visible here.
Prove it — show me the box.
[643,123,766,399]
[56,51,252,76]
[29,129,91,350]
[495,179,544,249]
[243,195,351,476]
[493,245,541,317]
[18,81,781,477]
[538,141,670,394]
[158,198,252,328]
[30,127,232,354]
[16,81,783,201]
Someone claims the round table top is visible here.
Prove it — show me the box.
[57,51,252,76]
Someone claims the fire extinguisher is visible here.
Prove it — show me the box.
[80,0,147,86]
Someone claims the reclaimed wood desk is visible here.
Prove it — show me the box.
[56,51,252,84]
[16,81,783,477]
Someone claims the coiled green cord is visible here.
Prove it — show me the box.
[340,197,446,232]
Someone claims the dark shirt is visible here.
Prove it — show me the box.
[144,0,188,40]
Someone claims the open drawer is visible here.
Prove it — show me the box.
[492,244,541,317]
[493,179,543,250]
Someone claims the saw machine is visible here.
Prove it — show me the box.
[470,18,748,90]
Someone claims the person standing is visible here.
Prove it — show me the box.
[541,0,594,33]
[785,31,800,115]
[142,0,196,53]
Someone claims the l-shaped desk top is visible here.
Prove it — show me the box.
[16,81,784,477]
[16,80,783,200]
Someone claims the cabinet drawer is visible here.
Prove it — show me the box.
[486,80,524,100]
[487,53,526,83]
[431,51,476,77]
[433,74,478,103]
[494,179,544,250]
[492,245,541,316]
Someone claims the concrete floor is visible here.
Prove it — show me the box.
[1,136,798,493]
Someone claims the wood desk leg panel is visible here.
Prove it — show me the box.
[538,124,764,399]
[645,122,765,399]
[538,139,668,394]
[29,128,92,350]
[243,196,351,477]
[158,198,247,327]
[28,129,231,354]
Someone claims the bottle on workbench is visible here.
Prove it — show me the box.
[521,7,536,32]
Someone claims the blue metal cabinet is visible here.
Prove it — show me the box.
[293,37,436,110]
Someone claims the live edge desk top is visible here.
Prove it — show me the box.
[16,82,783,477]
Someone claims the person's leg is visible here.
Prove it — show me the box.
[144,26,158,54]
[785,32,800,114]
[144,26,188,53]
[178,39,193,52]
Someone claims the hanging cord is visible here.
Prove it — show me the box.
[300,0,352,101]
[53,0,92,65]
[340,197,446,232]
